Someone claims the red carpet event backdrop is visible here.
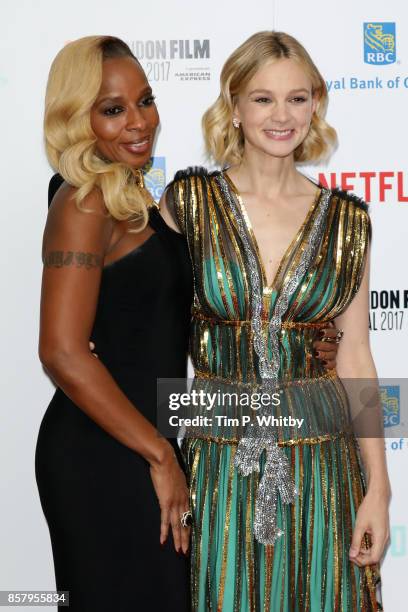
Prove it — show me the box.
[1,0,406,609]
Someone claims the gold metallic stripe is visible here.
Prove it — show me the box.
[233,469,243,612]
[330,447,340,610]
[304,444,315,612]
[193,366,337,387]
[303,201,343,321]
[222,173,269,292]
[211,177,249,315]
[319,443,329,607]
[217,446,235,609]
[185,431,353,447]
[341,436,357,610]
[198,439,212,610]
[209,181,248,316]
[206,181,235,320]
[207,442,222,608]
[263,543,274,612]
[332,440,341,610]
[289,445,296,606]
[247,473,257,612]
[191,309,331,329]
[297,444,305,610]
[277,188,322,296]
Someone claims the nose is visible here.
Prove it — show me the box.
[126,106,147,131]
[271,101,290,124]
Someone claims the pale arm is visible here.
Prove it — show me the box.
[335,251,390,565]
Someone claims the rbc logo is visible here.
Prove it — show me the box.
[364,23,396,65]
[143,157,166,201]
[381,385,400,427]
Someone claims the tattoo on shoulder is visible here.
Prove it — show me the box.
[43,251,103,270]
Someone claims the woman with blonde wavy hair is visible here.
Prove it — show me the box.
[35,35,193,611]
[161,31,389,610]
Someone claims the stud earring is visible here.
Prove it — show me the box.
[232,118,240,128]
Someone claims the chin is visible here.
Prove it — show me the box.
[260,145,297,159]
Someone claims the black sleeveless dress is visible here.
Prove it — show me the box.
[35,175,193,611]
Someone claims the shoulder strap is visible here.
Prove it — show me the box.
[48,173,64,208]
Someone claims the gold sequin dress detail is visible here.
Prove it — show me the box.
[168,167,382,611]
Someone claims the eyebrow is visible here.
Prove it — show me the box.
[96,87,152,104]
[248,87,310,96]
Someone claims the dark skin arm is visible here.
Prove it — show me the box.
[39,184,190,553]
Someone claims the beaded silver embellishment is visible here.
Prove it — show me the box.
[216,173,331,545]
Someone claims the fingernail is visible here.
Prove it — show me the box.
[349,547,357,556]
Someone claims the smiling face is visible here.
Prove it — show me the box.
[234,57,317,161]
[90,56,159,168]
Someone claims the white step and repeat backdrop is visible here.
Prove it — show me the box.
[2,0,407,609]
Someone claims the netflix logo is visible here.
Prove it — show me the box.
[318,171,408,203]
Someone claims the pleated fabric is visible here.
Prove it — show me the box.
[183,436,381,611]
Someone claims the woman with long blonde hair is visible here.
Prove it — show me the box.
[35,36,193,610]
[162,31,389,610]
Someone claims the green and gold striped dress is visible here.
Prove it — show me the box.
[167,167,382,611]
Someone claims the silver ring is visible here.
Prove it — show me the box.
[321,329,344,344]
[180,511,192,528]
[335,329,344,344]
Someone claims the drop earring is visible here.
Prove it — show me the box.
[232,118,240,128]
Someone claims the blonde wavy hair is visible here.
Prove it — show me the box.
[44,35,153,230]
[203,31,337,167]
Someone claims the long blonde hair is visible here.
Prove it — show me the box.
[44,35,153,230]
[203,31,337,167]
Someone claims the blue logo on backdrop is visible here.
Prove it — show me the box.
[364,23,396,65]
[381,385,400,427]
[144,157,166,201]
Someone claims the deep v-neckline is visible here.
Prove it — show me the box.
[222,172,322,291]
